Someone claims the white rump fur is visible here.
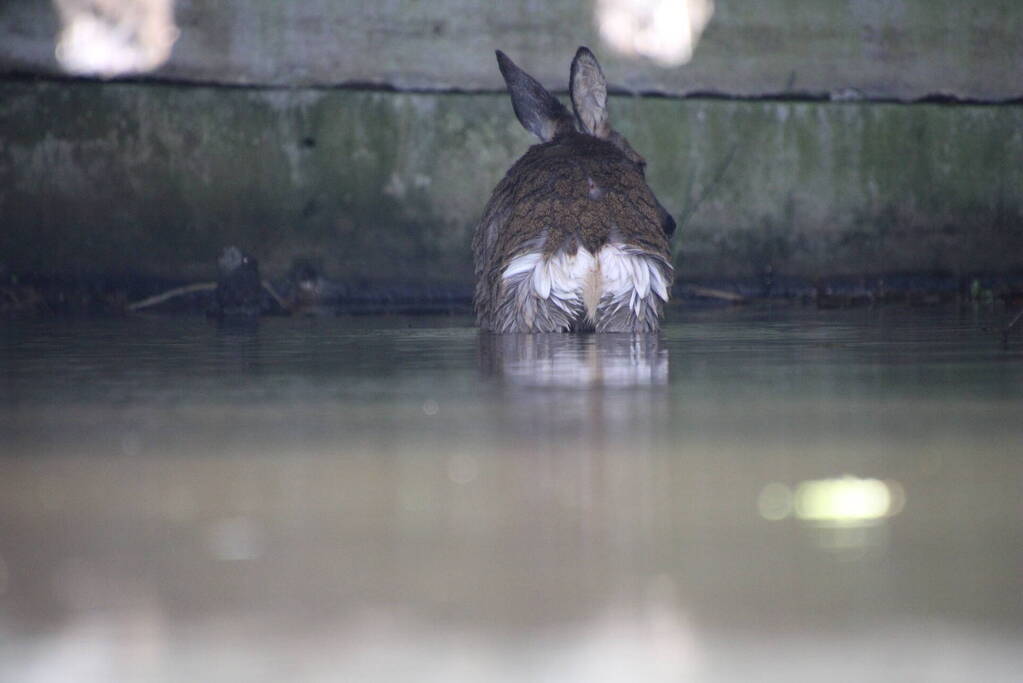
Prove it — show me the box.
[502,243,668,329]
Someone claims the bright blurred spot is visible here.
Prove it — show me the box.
[446,453,479,485]
[759,477,905,527]
[757,482,793,521]
[54,0,179,77]
[794,476,900,527]
[596,0,714,67]
[559,604,698,681]
[205,516,264,561]
[885,478,907,516]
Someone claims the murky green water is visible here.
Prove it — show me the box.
[1,308,1021,682]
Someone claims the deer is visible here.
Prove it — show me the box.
[473,47,675,333]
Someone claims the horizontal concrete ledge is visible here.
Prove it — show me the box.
[5,71,1023,107]
[2,0,1022,102]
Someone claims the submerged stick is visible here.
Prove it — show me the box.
[127,280,289,314]
[261,280,288,310]
[127,282,216,312]
[686,285,746,303]
[1002,308,1023,349]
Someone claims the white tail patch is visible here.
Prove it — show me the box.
[503,243,668,325]
[597,243,669,317]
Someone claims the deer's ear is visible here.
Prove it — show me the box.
[497,50,575,143]
[570,46,610,139]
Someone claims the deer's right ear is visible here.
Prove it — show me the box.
[497,50,575,143]
[569,46,610,139]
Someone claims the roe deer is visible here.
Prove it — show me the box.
[473,47,675,333]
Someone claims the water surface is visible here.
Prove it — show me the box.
[1,308,1021,681]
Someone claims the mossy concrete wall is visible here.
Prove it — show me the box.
[2,81,1021,284]
[2,0,1021,100]
[1,1,1021,288]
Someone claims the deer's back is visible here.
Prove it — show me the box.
[474,134,672,332]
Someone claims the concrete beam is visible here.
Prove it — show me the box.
[1,0,1022,101]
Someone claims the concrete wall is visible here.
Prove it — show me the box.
[0,1,1021,289]
[2,0,1021,100]
[2,81,1020,284]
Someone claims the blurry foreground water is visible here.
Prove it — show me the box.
[1,308,1021,682]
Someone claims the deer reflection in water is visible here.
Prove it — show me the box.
[478,333,668,388]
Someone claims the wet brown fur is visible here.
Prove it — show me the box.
[473,132,671,329]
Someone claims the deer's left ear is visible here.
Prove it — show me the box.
[570,46,610,139]
[497,50,575,143]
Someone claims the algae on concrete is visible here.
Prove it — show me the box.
[1,81,1021,286]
